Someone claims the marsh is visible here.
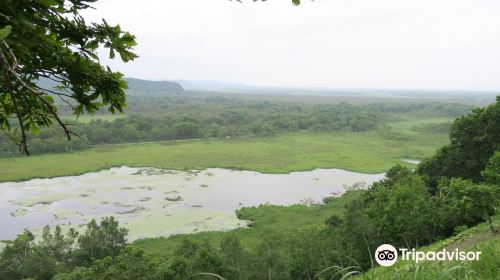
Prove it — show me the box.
[0,166,384,241]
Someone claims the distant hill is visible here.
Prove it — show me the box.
[36,77,497,104]
[125,78,184,95]
[36,77,184,96]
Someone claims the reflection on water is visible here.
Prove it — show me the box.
[0,167,384,241]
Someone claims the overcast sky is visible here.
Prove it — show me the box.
[82,0,500,91]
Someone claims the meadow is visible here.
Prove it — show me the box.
[0,118,449,182]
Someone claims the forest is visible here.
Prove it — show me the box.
[0,97,497,280]
[0,91,472,156]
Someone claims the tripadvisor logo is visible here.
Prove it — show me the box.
[375,244,398,267]
[375,244,482,267]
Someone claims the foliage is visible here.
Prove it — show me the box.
[0,231,55,280]
[0,91,472,156]
[0,0,136,154]
[352,221,500,280]
[0,98,387,155]
[73,217,128,266]
[482,151,500,186]
[337,166,499,270]
[418,97,500,188]
[53,247,165,280]
[0,217,128,280]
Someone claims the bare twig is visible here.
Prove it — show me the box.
[34,84,73,99]
[1,41,17,70]
[13,73,79,140]
[36,71,71,84]
[55,94,76,110]
[0,13,11,20]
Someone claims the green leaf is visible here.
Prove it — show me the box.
[37,0,58,7]
[31,125,41,136]
[0,25,12,40]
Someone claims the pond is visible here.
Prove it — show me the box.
[0,167,385,241]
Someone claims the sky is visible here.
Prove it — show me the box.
[82,0,500,91]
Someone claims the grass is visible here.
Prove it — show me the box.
[132,189,364,257]
[0,123,449,182]
[351,216,500,280]
[387,116,454,131]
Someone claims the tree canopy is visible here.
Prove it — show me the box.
[417,96,500,188]
[0,0,137,155]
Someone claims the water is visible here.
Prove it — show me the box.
[0,167,384,241]
[401,158,421,165]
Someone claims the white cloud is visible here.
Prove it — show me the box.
[82,0,500,91]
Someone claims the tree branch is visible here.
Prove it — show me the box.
[1,40,79,145]
[34,84,74,99]
[0,47,29,155]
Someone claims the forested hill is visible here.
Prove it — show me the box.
[125,78,184,95]
[37,78,184,96]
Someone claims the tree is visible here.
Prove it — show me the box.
[74,217,128,267]
[440,178,499,234]
[0,229,68,280]
[467,184,498,233]
[39,226,79,272]
[0,218,130,280]
[325,214,342,227]
[191,241,224,277]
[220,236,244,280]
[482,151,500,186]
[0,0,137,155]
[55,247,162,280]
[418,97,500,188]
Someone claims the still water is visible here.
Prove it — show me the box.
[0,167,384,241]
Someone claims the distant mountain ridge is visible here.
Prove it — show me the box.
[36,77,185,95]
[125,78,184,94]
[37,77,497,103]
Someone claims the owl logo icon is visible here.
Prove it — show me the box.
[375,244,398,266]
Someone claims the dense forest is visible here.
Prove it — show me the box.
[0,92,472,156]
[0,98,497,280]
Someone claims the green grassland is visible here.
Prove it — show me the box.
[132,189,364,257]
[0,118,449,182]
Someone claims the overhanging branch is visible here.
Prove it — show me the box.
[0,39,79,154]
